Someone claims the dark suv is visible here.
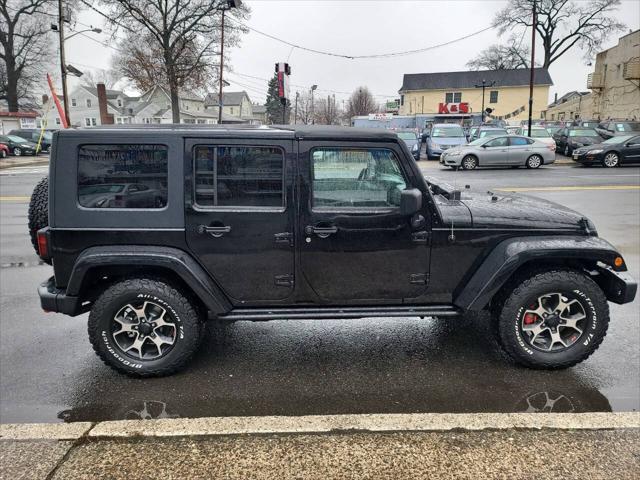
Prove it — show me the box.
[30,125,636,377]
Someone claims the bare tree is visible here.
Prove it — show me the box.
[346,87,377,118]
[81,68,121,89]
[0,0,53,111]
[316,94,340,125]
[494,0,626,68]
[101,0,249,122]
[295,91,314,125]
[467,35,530,70]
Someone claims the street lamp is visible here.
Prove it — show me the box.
[218,0,242,124]
[310,84,317,125]
[63,27,102,41]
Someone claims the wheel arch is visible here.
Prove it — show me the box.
[453,235,630,312]
[67,246,231,317]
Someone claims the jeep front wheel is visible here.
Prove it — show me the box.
[88,278,203,377]
[496,270,609,369]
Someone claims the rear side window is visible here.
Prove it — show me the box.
[77,144,168,209]
[193,146,284,208]
[509,137,530,146]
[311,148,406,209]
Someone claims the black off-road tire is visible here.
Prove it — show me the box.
[88,278,204,377]
[496,269,609,369]
[28,176,51,264]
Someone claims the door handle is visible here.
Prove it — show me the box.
[305,225,338,238]
[198,224,231,238]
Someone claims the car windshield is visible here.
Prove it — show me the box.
[603,135,634,144]
[7,135,27,143]
[615,122,640,132]
[79,185,126,195]
[397,132,417,140]
[479,129,506,138]
[42,131,53,140]
[529,129,551,138]
[431,126,465,138]
[569,129,599,137]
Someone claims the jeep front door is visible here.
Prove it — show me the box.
[185,140,295,303]
[299,143,431,303]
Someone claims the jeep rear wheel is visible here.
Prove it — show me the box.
[28,176,51,265]
[496,270,609,369]
[88,278,204,377]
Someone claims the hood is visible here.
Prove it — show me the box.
[460,190,589,231]
[429,137,466,146]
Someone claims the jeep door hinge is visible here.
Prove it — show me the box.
[409,273,430,285]
[411,230,430,244]
[274,274,294,287]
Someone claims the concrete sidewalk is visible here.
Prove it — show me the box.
[2,412,638,479]
[0,155,48,170]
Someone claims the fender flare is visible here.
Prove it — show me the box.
[453,235,624,311]
[67,245,231,315]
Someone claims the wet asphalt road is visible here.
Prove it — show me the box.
[0,161,639,424]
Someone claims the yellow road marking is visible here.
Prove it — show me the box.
[496,185,640,192]
[0,196,31,202]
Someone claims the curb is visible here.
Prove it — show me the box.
[2,412,639,441]
[0,159,49,170]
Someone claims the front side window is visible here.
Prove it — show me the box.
[77,145,168,209]
[194,146,284,208]
[485,137,509,148]
[311,148,407,209]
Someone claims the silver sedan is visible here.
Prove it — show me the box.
[440,135,556,170]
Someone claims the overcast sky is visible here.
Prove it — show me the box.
[63,0,640,107]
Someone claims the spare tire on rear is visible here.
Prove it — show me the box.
[28,176,51,265]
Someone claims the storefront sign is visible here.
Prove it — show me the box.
[368,113,394,121]
[438,102,470,114]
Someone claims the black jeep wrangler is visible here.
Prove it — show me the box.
[30,125,636,377]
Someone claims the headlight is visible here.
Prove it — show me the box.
[587,149,603,154]
[447,150,462,156]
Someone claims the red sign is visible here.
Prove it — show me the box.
[438,102,470,114]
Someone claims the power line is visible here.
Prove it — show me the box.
[227,18,494,60]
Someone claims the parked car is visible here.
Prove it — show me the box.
[505,126,520,135]
[0,142,9,158]
[8,128,53,153]
[440,135,555,170]
[30,125,635,376]
[516,126,556,151]
[467,125,479,142]
[552,127,603,156]
[0,134,39,156]
[396,130,421,161]
[546,125,563,136]
[572,134,640,167]
[595,121,640,140]
[468,126,508,142]
[425,123,467,160]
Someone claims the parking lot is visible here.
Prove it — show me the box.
[0,157,638,424]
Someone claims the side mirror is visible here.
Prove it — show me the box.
[400,188,422,216]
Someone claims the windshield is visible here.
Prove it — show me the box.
[42,131,53,141]
[397,132,417,140]
[479,129,506,138]
[7,135,27,143]
[79,185,126,195]
[615,122,640,132]
[529,129,551,138]
[603,135,634,144]
[431,126,465,138]
[569,129,599,137]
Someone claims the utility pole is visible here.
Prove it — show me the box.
[474,79,495,123]
[310,85,317,124]
[58,0,70,127]
[527,0,537,137]
[294,92,299,124]
[217,1,242,124]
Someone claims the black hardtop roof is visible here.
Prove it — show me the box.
[54,124,399,141]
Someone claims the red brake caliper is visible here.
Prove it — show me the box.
[524,312,538,325]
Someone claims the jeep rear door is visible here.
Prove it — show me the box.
[298,141,431,303]
[185,138,295,303]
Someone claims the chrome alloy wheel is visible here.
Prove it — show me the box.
[112,301,177,360]
[520,293,586,352]
[527,155,542,169]
[603,152,619,168]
